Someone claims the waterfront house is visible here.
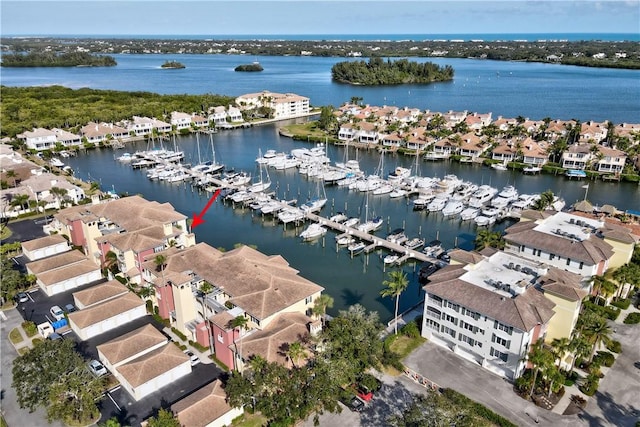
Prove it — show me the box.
[227,106,243,122]
[356,121,380,145]
[380,132,403,149]
[545,120,572,141]
[579,121,609,143]
[191,114,209,129]
[502,211,631,277]
[150,118,172,134]
[22,172,86,208]
[457,133,487,159]
[431,138,456,159]
[80,122,129,144]
[561,144,592,170]
[171,111,192,130]
[338,123,357,142]
[139,242,323,371]
[17,128,57,151]
[421,250,556,380]
[492,140,519,162]
[493,116,518,132]
[596,146,627,174]
[52,128,82,148]
[444,110,468,127]
[464,112,492,130]
[521,139,549,166]
[48,195,193,275]
[209,106,228,126]
[123,116,154,136]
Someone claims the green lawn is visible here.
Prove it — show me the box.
[231,412,267,427]
[388,335,426,359]
[281,122,327,139]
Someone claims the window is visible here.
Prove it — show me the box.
[305,296,312,305]
[460,320,475,332]
[425,318,440,331]
[549,253,556,261]
[444,313,457,325]
[462,307,481,321]
[492,334,511,348]
[520,245,525,252]
[441,326,456,338]
[566,258,571,266]
[579,262,584,270]
[445,301,460,312]
[459,334,476,346]
[536,249,542,256]
[494,321,513,335]
[490,347,508,362]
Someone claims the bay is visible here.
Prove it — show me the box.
[2,54,639,123]
[65,124,640,321]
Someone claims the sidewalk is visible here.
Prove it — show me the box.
[162,326,214,365]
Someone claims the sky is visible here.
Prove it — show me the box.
[1,1,639,36]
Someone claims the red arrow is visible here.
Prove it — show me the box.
[191,189,221,229]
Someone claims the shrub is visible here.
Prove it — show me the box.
[171,327,187,342]
[583,300,620,321]
[623,312,640,324]
[191,341,209,353]
[593,351,615,368]
[22,321,37,337]
[579,379,599,396]
[145,300,153,314]
[400,321,420,338]
[606,339,622,353]
[610,298,631,310]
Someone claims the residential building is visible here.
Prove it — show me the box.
[150,118,172,134]
[209,106,228,125]
[421,250,556,379]
[596,146,627,174]
[52,128,82,148]
[139,243,324,371]
[503,211,635,277]
[235,91,310,119]
[521,139,549,166]
[191,114,209,128]
[80,122,129,144]
[26,250,102,296]
[171,112,192,130]
[171,380,243,427]
[21,234,70,261]
[17,128,57,151]
[22,172,86,208]
[457,133,487,159]
[492,140,519,162]
[48,195,193,278]
[227,106,243,122]
[124,116,154,136]
[561,144,592,170]
[579,121,608,143]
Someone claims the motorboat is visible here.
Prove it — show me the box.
[388,166,411,183]
[497,185,519,200]
[565,169,587,179]
[343,217,360,228]
[427,196,448,212]
[277,206,305,224]
[323,169,347,184]
[451,182,478,201]
[358,216,384,233]
[256,149,277,164]
[300,223,327,241]
[50,158,65,167]
[413,193,436,210]
[468,185,498,208]
[336,235,355,246]
[403,237,425,250]
[329,212,348,223]
[229,190,255,203]
[117,152,133,162]
[423,240,444,257]
[372,183,394,195]
[442,200,465,217]
[491,161,508,171]
[356,175,383,192]
[300,197,327,213]
[347,241,366,254]
[460,207,480,221]
[475,215,497,227]
[511,194,539,210]
[383,254,400,265]
[523,165,542,174]
[389,188,408,199]
[386,228,407,244]
[272,155,299,170]
[260,200,284,215]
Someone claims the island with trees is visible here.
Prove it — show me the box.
[161,60,185,69]
[234,62,264,72]
[0,51,116,67]
[331,57,454,85]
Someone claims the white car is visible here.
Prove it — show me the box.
[184,350,200,366]
[88,360,107,377]
[50,305,64,321]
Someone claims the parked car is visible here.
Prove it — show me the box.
[64,303,77,313]
[88,359,107,377]
[342,395,365,412]
[47,332,63,341]
[15,292,29,303]
[184,350,200,366]
[37,322,54,338]
[50,305,64,321]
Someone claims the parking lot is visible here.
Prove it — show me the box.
[10,282,224,426]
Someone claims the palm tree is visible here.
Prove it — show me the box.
[550,337,572,368]
[380,270,409,335]
[592,276,617,306]
[312,294,334,327]
[582,317,612,363]
[527,341,554,399]
[286,341,305,368]
[10,194,30,211]
[230,315,249,371]
[533,190,555,211]
[474,229,505,250]
[6,170,17,188]
[50,186,68,208]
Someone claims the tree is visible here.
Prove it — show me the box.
[12,339,104,424]
[380,270,409,335]
[550,337,573,368]
[50,186,68,208]
[312,293,334,326]
[474,229,505,250]
[592,276,617,305]
[146,409,180,427]
[582,316,612,363]
[10,193,30,211]
[533,190,555,211]
[103,250,119,274]
[230,315,249,371]
[526,341,553,399]
[286,341,305,369]
[154,254,168,317]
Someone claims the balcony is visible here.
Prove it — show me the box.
[425,310,442,320]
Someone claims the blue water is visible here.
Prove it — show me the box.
[7,33,639,41]
[2,54,639,123]
[65,126,640,321]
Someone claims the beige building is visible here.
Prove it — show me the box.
[171,380,243,427]
[235,90,310,119]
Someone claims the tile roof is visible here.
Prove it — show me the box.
[96,224,170,253]
[37,259,100,286]
[539,268,589,302]
[68,292,144,329]
[424,279,556,331]
[21,234,68,252]
[26,250,87,274]
[72,280,129,307]
[172,380,235,427]
[116,343,189,388]
[237,312,311,366]
[448,249,485,265]
[97,324,167,366]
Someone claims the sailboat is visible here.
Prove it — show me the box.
[249,149,271,193]
[357,189,383,233]
[300,177,328,213]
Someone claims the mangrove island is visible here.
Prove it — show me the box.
[235,62,264,72]
[0,51,116,67]
[161,60,186,69]
[331,57,454,85]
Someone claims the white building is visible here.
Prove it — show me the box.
[422,250,556,379]
[21,234,70,261]
[18,128,57,151]
[235,91,310,119]
[171,112,192,130]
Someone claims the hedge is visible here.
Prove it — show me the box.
[606,340,622,353]
[623,312,640,324]
[441,388,518,427]
[610,298,631,310]
[583,301,620,321]
[171,327,187,342]
[593,351,615,368]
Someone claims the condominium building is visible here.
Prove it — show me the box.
[235,91,310,119]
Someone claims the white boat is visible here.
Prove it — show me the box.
[358,216,384,233]
[413,193,435,210]
[343,217,360,228]
[475,215,497,227]
[356,176,383,192]
[323,169,347,183]
[221,171,251,187]
[497,185,519,200]
[272,155,299,170]
[460,207,480,220]
[300,198,327,213]
[451,182,478,201]
[388,166,411,183]
[387,228,407,244]
[329,212,348,223]
[468,185,498,208]
[427,196,448,212]
[260,200,284,215]
[249,155,271,193]
[347,241,366,254]
[165,170,190,183]
[403,237,425,250]
[523,165,542,174]
[372,183,394,195]
[511,194,539,210]
[491,161,508,171]
[384,254,400,265]
[442,200,465,216]
[50,158,65,167]
[336,235,355,246]
[300,223,327,241]
[491,196,512,208]
[278,206,305,224]
[117,152,133,162]
[229,190,255,203]
[256,149,277,164]
[423,239,443,257]
[389,188,408,199]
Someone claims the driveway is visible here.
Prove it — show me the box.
[2,218,47,244]
[404,342,581,427]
